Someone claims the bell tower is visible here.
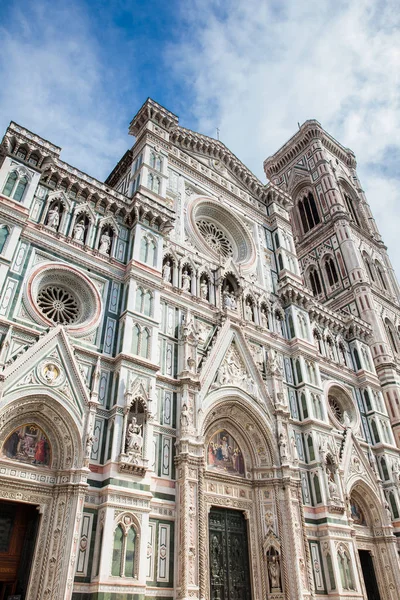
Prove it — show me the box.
[264,120,400,445]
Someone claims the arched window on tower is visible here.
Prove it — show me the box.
[385,318,398,355]
[309,267,322,297]
[324,257,339,288]
[298,192,320,234]
[375,261,388,291]
[343,193,361,227]
[363,252,375,283]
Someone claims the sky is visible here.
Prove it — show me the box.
[0,0,399,277]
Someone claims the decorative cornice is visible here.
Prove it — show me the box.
[264,119,357,178]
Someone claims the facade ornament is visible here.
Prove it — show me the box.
[214,343,258,397]
[182,270,191,292]
[278,431,288,462]
[99,231,111,255]
[125,417,143,455]
[163,260,172,282]
[72,221,85,242]
[43,363,60,384]
[244,301,253,321]
[47,205,60,230]
[267,554,281,591]
[291,435,299,464]
[223,290,237,310]
[180,403,190,430]
[200,279,208,300]
[266,348,283,377]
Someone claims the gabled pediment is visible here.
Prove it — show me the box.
[342,430,380,495]
[199,321,273,415]
[0,326,91,425]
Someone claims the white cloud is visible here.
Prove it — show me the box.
[170,0,400,277]
[0,1,132,180]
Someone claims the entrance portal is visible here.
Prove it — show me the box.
[209,507,252,600]
[0,501,39,600]
[358,550,381,600]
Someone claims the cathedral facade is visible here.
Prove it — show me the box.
[0,99,400,600]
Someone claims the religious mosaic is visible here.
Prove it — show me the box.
[2,424,51,467]
[207,429,245,476]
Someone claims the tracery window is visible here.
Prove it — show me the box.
[389,492,399,519]
[375,261,387,290]
[147,172,161,194]
[131,324,150,359]
[298,192,320,234]
[324,256,339,287]
[140,234,157,266]
[385,319,398,354]
[135,287,153,317]
[363,252,375,282]
[328,395,343,423]
[37,285,80,325]
[2,171,28,201]
[197,220,233,258]
[344,193,360,227]
[111,519,138,578]
[309,267,322,296]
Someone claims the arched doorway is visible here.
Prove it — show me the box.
[196,394,297,600]
[0,394,85,600]
[348,484,395,600]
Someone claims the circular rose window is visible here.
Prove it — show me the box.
[186,197,256,267]
[25,262,102,337]
[37,286,80,325]
[327,386,358,429]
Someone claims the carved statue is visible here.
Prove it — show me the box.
[223,290,236,310]
[163,260,171,282]
[245,301,253,321]
[266,349,283,377]
[180,403,190,429]
[200,279,208,300]
[47,205,60,230]
[99,231,111,255]
[261,309,269,329]
[268,555,281,590]
[343,411,351,428]
[291,435,299,464]
[73,221,85,242]
[328,479,339,500]
[278,432,287,461]
[125,417,143,454]
[182,270,191,292]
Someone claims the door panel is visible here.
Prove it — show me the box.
[209,507,252,600]
[358,550,381,600]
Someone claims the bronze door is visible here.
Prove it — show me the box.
[209,507,252,600]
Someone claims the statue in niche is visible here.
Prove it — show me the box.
[245,301,253,321]
[73,220,85,242]
[125,416,143,454]
[266,548,281,591]
[223,290,236,310]
[260,308,269,329]
[163,260,172,282]
[180,403,190,429]
[99,230,111,255]
[278,431,287,461]
[291,435,299,464]
[200,279,208,300]
[182,269,191,292]
[266,349,283,377]
[47,205,60,230]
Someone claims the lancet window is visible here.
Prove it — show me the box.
[298,192,320,233]
[3,170,28,201]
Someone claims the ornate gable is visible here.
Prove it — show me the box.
[0,326,91,426]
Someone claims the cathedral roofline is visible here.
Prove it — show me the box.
[263,119,357,178]
[129,97,179,136]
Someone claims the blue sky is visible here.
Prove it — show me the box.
[1,0,399,278]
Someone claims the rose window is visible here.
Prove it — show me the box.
[37,285,80,325]
[186,198,256,267]
[24,262,102,337]
[197,220,233,258]
[328,396,343,422]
